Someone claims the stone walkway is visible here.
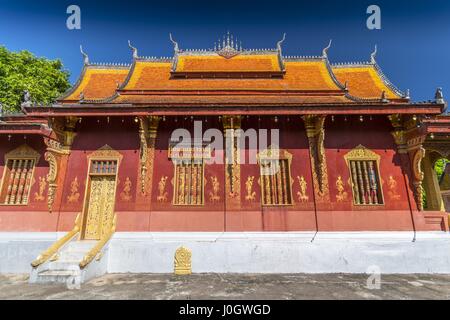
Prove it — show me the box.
[0,273,449,299]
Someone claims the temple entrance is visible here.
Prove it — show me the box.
[81,158,119,240]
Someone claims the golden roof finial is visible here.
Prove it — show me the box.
[128,40,138,59]
[169,33,179,53]
[370,44,377,64]
[322,39,332,58]
[80,45,89,65]
[276,33,286,55]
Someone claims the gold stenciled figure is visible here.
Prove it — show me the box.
[157,176,168,202]
[296,176,309,202]
[245,176,256,201]
[209,176,220,202]
[335,175,348,202]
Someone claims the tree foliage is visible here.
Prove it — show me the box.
[435,158,449,181]
[0,46,70,113]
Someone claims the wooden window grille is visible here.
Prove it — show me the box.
[90,160,118,175]
[258,148,293,206]
[173,160,205,205]
[344,145,384,205]
[0,158,36,205]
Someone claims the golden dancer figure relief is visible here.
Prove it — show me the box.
[120,177,132,202]
[157,176,168,202]
[67,177,80,203]
[245,176,256,201]
[34,176,47,201]
[296,176,309,202]
[387,175,401,200]
[335,175,348,202]
[209,176,220,202]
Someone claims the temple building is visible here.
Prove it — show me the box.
[0,34,449,282]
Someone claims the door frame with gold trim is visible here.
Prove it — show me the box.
[79,145,122,240]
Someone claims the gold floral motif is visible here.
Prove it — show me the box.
[44,151,58,213]
[34,176,47,201]
[67,177,80,203]
[335,176,348,202]
[120,177,132,202]
[245,176,256,201]
[302,115,329,202]
[157,176,169,202]
[174,246,192,275]
[296,176,309,202]
[139,116,159,196]
[209,176,220,202]
[387,176,401,200]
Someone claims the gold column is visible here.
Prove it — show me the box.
[138,116,160,197]
[302,115,330,202]
[223,115,242,210]
[389,114,427,211]
[422,152,445,211]
[43,116,78,213]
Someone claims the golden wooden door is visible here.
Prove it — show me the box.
[83,176,116,240]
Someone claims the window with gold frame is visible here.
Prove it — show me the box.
[344,145,384,205]
[0,144,40,205]
[257,148,293,206]
[169,141,209,206]
[172,159,205,205]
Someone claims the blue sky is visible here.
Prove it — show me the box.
[0,0,449,102]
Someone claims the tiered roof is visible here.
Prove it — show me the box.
[55,35,413,108]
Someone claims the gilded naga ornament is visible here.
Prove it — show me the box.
[174,246,192,275]
[296,176,309,202]
[245,176,256,201]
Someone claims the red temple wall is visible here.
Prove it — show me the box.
[0,116,446,232]
[320,116,415,230]
[0,134,55,231]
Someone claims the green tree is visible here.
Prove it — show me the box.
[0,46,70,113]
[435,158,449,181]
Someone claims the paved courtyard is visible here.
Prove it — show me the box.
[0,273,449,300]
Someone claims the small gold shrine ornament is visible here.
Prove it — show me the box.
[174,246,192,275]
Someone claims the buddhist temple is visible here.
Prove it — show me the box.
[0,33,449,282]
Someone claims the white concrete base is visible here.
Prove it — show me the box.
[1,232,450,274]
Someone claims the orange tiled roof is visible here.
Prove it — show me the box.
[332,65,402,100]
[175,54,281,73]
[59,66,129,102]
[112,93,353,105]
[122,60,341,92]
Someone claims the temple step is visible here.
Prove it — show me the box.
[32,270,80,284]
[30,240,99,285]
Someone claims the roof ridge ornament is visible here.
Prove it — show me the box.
[435,87,444,104]
[381,90,389,103]
[276,33,286,55]
[80,45,89,65]
[404,89,410,100]
[370,45,377,64]
[215,31,241,58]
[169,33,180,53]
[128,40,138,59]
[322,39,332,58]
